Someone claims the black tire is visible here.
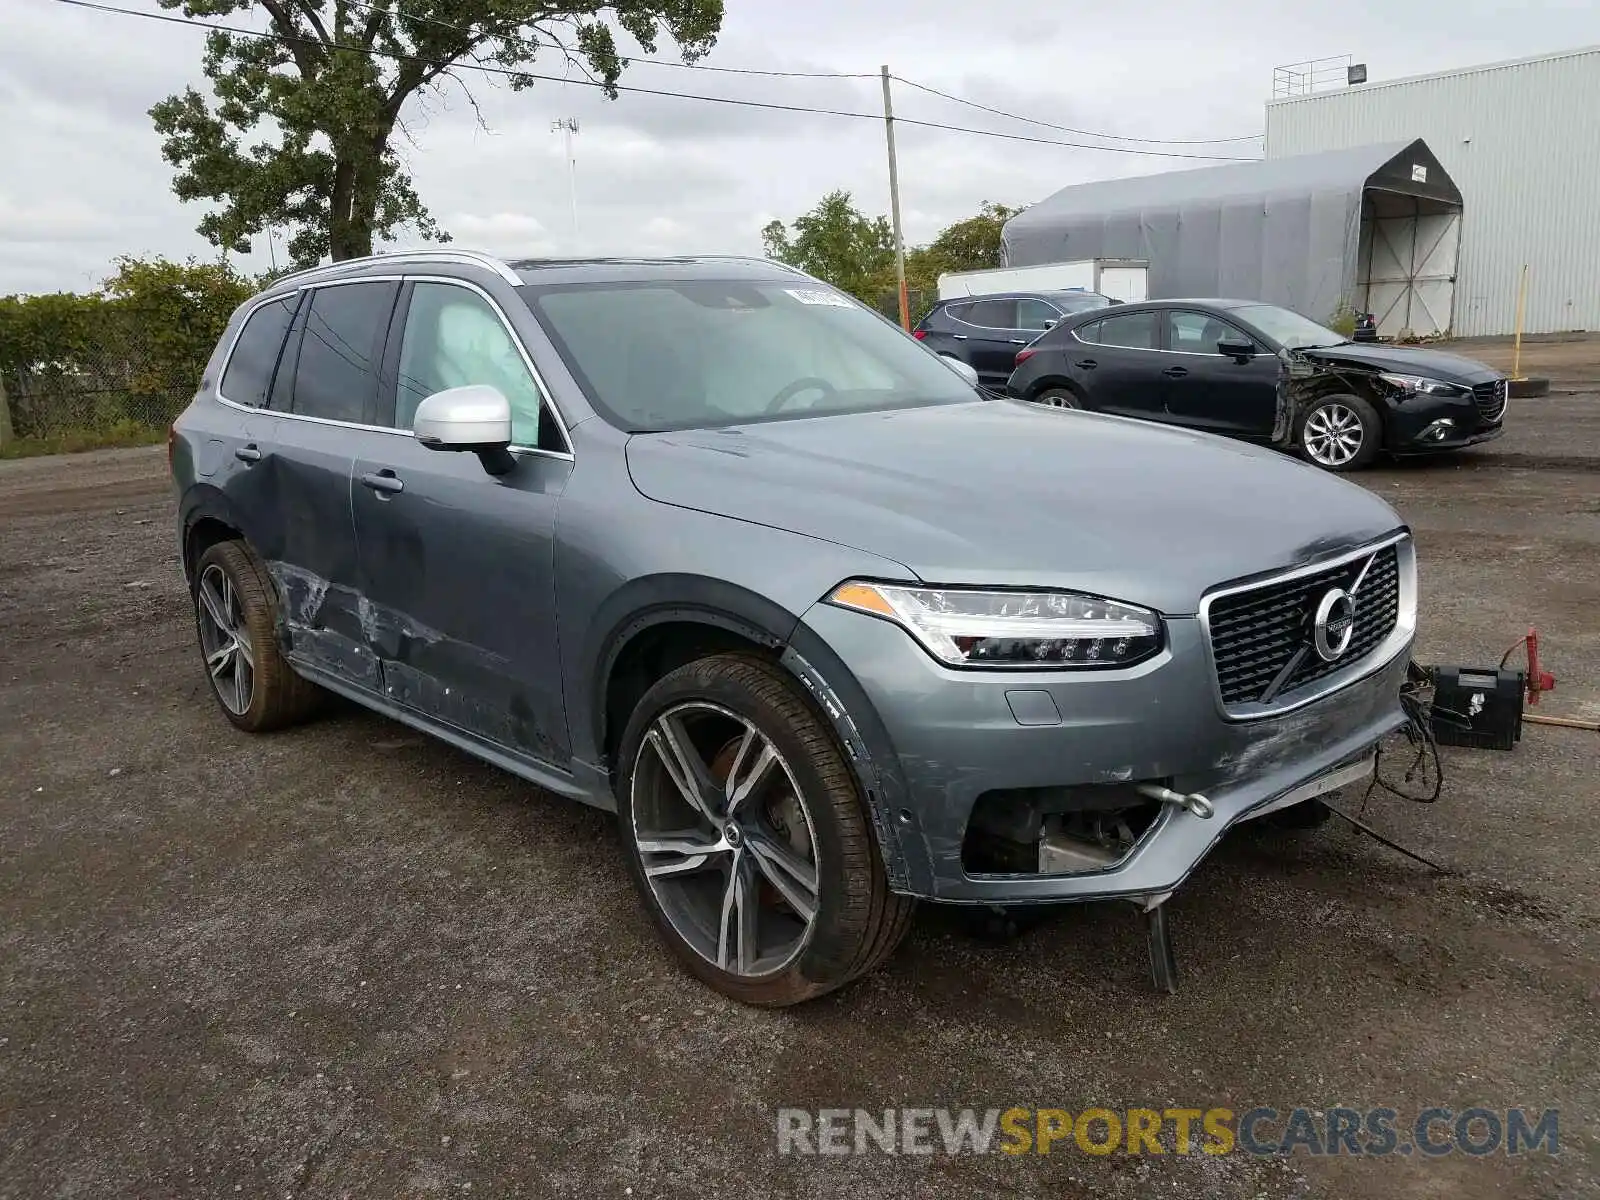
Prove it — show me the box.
[192,540,323,732]
[1033,387,1087,411]
[1297,393,1381,471]
[615,653,914,1006]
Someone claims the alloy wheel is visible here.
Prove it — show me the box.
[631,702,820,978]
[1303,403,1365,467]
[196,563,255,716]
[1039,392,1082,410]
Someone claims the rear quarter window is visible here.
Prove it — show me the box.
[219,296,296,407]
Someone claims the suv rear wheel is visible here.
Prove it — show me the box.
[192,540,322,732]
[615,653,914,1006]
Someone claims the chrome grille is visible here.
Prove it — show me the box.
[1207,545,1402,708]
[1473,379,1508,424]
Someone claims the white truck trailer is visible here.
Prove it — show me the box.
[937,259,1149,303]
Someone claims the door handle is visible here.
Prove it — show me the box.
[360,469,404,496]
[1162,366,1190,378]
[1009,338,1029,345]
[234,444,262,464]
[950,333,968,340]
[1073,358,1097,370]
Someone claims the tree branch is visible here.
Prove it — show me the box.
[285,0,333,45]
[257,0,326,75]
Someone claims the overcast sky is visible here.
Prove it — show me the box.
[2,0,1595,295]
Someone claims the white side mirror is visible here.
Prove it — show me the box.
[939,356,980,388]
[413,384,512,449]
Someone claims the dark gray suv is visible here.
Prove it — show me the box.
[172,250,1417,1005]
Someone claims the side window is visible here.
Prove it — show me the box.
[397,283,553,449]
[219,296,295,407]
[1075,319,1103,344]
[1090,311,1158,350]
[1166,310,1244,354]
[943,302,972,324]
[1016,298,1061,331]
[291,283,397,423]
[962,299,1018,328]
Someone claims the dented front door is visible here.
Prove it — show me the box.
[349,440,574,768]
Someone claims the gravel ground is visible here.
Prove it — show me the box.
[2,355,1597,1198]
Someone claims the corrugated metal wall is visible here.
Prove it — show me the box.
[1265,47,1600,336]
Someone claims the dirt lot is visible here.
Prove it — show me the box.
[3,345,1597,1199]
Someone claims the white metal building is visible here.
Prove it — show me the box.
[1265,45,1600,336]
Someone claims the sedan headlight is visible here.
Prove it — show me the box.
[828,581,1162,669]
[1377,372,1468,397]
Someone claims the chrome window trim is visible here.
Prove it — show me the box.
[214,273,575,461]
[1070,323,1161,353]
[949,299,1024,333]
[1069,326,1266,358]
[1196,531,1416,722]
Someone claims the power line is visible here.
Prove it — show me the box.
[339,0,878,79]
[51,0,1259,161]
[892,74,1264,145]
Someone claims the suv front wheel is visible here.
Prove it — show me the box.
[616,653,914,1006]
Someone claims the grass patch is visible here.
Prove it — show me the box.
[0,422,166,460]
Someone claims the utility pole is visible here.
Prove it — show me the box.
[880,65,909,331]
[552,117,580,244]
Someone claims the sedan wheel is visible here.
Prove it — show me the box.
[1034,388,1084,410]
[616,653,915,1005]
[1299,394,1380,471]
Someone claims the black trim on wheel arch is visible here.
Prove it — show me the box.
[583,577,918,894]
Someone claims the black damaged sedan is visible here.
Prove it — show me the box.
[1005,299,1508,471]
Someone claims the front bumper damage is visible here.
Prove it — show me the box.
[793,605,1413,907]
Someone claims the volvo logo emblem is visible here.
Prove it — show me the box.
[1312,588,1356,662]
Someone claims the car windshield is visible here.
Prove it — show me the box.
[526,280,978,432]
[1052,292,1116,314]
[1232,304,1348,350]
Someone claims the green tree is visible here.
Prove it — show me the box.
[150,1,724,267]
[761,190,894,301]
[924,201,1021,274]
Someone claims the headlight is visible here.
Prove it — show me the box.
[828,581,1162,669]
[1377,372,1467,397]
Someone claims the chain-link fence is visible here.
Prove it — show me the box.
[2,340,197,442]
[868,287,934,326]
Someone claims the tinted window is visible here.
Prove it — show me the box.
[290,283,396,423]
[1166,310,1247,354]
[220,296,295,407]
[1084,311,1157,349]
[1017,298,1061,331]
[529,280,975,432]
[397,283,552,448]
[963,299,1017,328]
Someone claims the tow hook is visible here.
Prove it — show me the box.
[1134,783,1215,820]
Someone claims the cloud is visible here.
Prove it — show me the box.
[2,0,1595,294]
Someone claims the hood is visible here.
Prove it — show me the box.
[1300,342,1501,384]
[624,401,1405,615]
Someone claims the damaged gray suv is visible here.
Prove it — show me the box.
[171,250,1417,1006]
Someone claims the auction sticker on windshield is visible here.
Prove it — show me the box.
[786,288,854,307]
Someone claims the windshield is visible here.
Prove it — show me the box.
[525,280,978,432]
[1052,292,1116,314]
[1232,304,1347,351]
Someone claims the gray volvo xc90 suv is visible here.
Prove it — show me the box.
[171,250,1417,1005]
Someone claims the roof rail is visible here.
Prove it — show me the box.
[271,248,522,288]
